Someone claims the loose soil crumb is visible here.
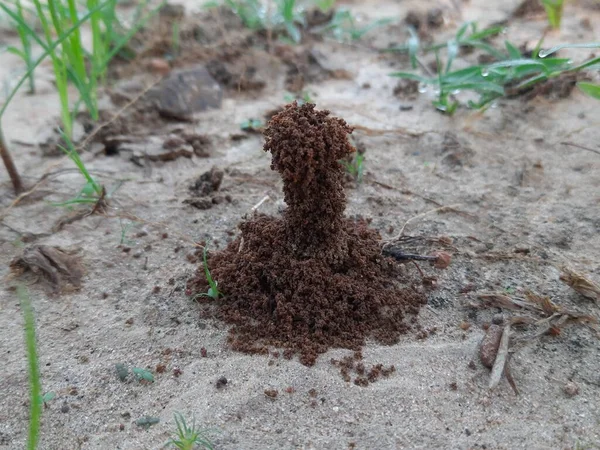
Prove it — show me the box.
[330,353,396,386]
[188,103,425,365]
[184,166,230,210]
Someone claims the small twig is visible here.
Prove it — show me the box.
[410,260,425,278]
[383,248,438,262]
[1,127,23,194]
[489,324,511,390]
[250,195,270,213]
[504,354,520,396]
[77,79,161,151]
[388,204,462,243]
[560,141,600,156]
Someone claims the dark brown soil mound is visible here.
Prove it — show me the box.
[188,103,425,365]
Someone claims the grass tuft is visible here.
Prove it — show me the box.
[18,285,41,450]
[389,22,600,114]
[199,244,221,300]
[165,412,214,450]
[340,152,365,183]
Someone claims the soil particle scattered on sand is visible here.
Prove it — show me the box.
[188,103,425,365]
[393,79,419,100]
[330,354,396,386]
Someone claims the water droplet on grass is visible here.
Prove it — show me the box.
[538,50,549,58]
[482,70,489,77]
[418,83,428,93]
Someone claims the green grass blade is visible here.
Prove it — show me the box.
[455,21,472,40]
[485,59,551,73]
[577,82,600,99]
[468,25,503,41]
[439,66,483,84]
[444,82,505,94]
[563,56,600,72]
[17,285,41,450]
[465,40,506,60]
[539,42,600,58]
[100,0,162,69]
[505,41,521,59]
[407,26,419,69]
[7,46,26,59]
[0,1,108,120]
[445,39,458,74]
[389,72,431,83]
[66,0,88,81]
[58,130,102,195]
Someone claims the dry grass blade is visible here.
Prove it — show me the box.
[559,267,600,303]
[489,324,511,390]
[524,289,558,315]
[503,355,519,396]
[475,292,541,312]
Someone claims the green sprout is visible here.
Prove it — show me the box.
[577,82,600,100]
[283,90,313,105]
[340,152,365,183]
[165,413,214,450]
[132,367,155,383]
[52,130,105,207]
[317,8,392,41]
[240,118,264,131]
[199,245,221,300]
[542,0,564,29]
[6,0,36,93]
[223,0,304,43]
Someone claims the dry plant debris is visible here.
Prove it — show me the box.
[474,290,598,394]
[559,267,600,303]
[9,245,84,293]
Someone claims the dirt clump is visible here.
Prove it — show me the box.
[184,166,231,210]
[188,102,425,365]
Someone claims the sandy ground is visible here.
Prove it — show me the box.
[1,0,599,449]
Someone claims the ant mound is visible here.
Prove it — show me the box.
[188,102,426,365]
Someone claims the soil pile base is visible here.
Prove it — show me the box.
[188,103,425,365]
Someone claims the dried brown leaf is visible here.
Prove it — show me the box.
[560,267,600,302]
[10,245,83,293]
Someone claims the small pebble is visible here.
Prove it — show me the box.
[216,376,228,389]
[479,324,503,368]
[491,314,504,325]
[148,58,171,75]
[563,382,579,397]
